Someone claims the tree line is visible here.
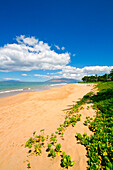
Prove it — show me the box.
[82,69,113,82]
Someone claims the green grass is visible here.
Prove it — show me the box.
[96,81,113,91]
[78,82,97,84]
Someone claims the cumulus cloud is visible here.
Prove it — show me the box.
[33,74,50,79]
[44,66,113,80]
[55,45,60,50]
[0,35,113,81]
[3,78,20,81]
[50,73,84,80]
[24,72,84,80]
[0,35,70,72]
[21,73,49,79]
[59,66,113,74]
[16,35,38,46]
[55,45,65,51]
[20,65,113,81]
[81,66,113,74]
[61,47,65,50]
[21,74,28,76]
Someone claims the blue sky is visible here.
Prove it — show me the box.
[0,0,113,82]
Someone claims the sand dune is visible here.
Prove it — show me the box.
[0,83,95,170]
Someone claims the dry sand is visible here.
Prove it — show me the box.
[0,83,96,170]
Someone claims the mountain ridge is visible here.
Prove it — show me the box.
[46,78,79,83]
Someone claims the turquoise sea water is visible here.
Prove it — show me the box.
[0,82,49,91]
[0,82,67,98]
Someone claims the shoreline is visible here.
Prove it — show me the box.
[0,82,68,98]
[0,82,93,99]
[0,83,94,170]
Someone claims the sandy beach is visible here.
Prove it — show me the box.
[0,83,95,170]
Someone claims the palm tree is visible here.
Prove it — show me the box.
[109,69,113,81]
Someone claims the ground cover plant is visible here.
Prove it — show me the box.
[27,162,31,169]
[61,152,75,168]
[76,81,113,169]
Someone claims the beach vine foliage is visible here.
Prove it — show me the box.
[61,152,75,168]
[76,81,113,169]
[27,163,31,169]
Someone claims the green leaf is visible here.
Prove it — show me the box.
[70,161,75,166]
[27,163,31,168]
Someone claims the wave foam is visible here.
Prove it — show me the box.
[50,83,67,87]
[0,89,24,94]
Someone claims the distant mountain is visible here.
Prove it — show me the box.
[46,78,79,83]
[2,80,20,82]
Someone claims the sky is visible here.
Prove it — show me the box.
[0,0,113,82]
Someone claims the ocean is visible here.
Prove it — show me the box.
[0,82,67,98]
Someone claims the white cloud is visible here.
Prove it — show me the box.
[20,65,113,81]
[0,35,113,81]
[33,74,50,79]
[50,73,84,80]
[16,35,38,46]
[61,47,65,50]
[24,73,83,80]
[81,66,113,74]
[55,45,65,51]
[3,78,20,81]
[59,66,113,74]
[21,74,28,76]
[0,35,70,72]
[45,66,113,80]
[55,45,60,50]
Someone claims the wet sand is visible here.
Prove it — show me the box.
[0,83,95,170]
